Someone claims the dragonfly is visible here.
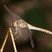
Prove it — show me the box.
[0,4,52,52]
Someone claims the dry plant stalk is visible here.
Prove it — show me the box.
[0,32,8,52]
[9,28,17,52]
[0,28,17,52]
[27,24,52,35]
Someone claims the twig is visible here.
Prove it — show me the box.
[0,32,9,52]
[0,28,17,52]
[27,24,52,35]
[9,28,17,52]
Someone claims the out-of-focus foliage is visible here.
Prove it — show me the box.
[23,7,49,28]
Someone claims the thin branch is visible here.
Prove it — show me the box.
[0,28,17,52]
[0,32,9,52]
[9,28,17,52]
[27,24,52,35]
